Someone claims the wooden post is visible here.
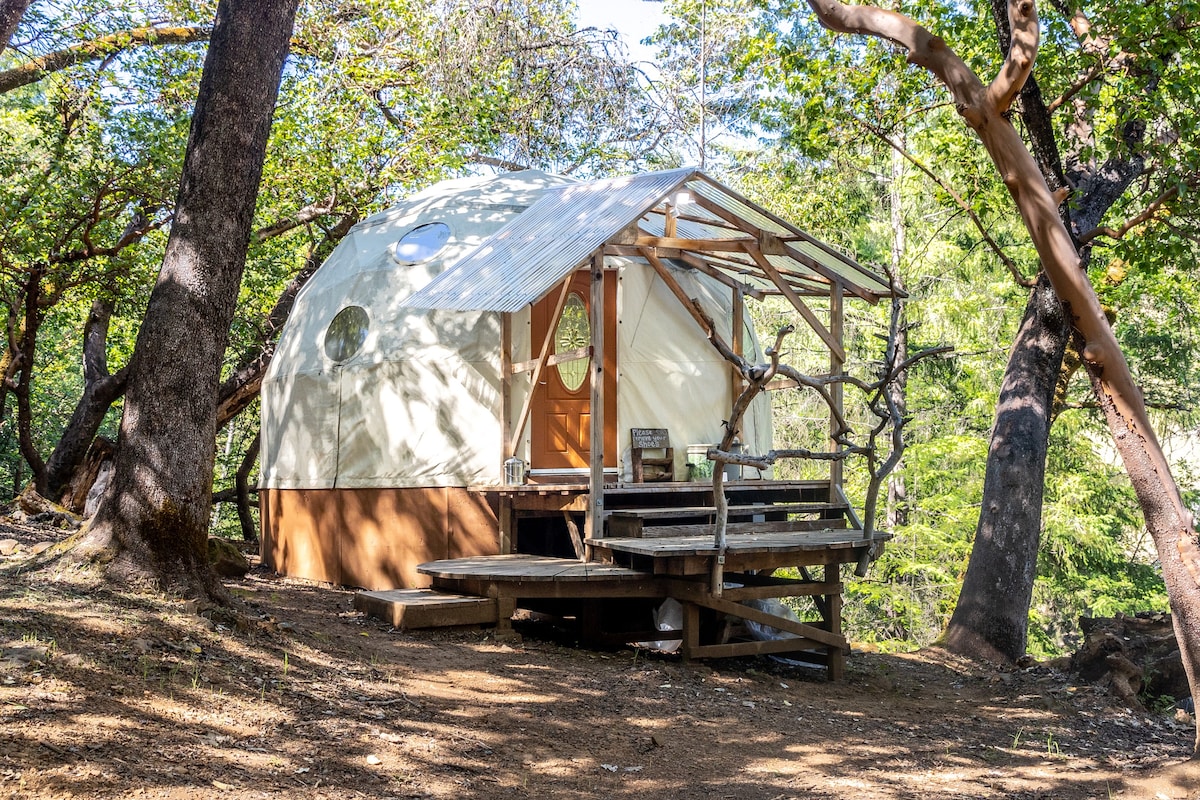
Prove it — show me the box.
[501,312,513,459]
[585,251,605,549]
[731,287,744,415]
[499,312,514,555]
[829,284,845,490]
[825,562,844,681]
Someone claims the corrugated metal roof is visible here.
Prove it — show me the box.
[402,169,693,312]
[402,168,894,312]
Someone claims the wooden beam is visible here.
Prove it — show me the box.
[692,172,889,300]
[501,313,513,459]
[510,345,589,374]
[731,286,744,412]
[586,251,606,545]
[639,248,735,357]
[667,579,847,648]
[742,242,846,362]
[830,284,845,488]
[677,252,766,301]
[636,234,757,252]
[511,277,573,452]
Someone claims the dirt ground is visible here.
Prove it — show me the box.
[2,519,1198,800]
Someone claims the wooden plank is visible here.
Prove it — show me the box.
[675,251,765,300]
[682,637,829,660]
[830,284,845,489]
[499,495,513,555]
[603,502,849,521]
[586,530,881,560]
[825,562,844,681]
[512,277,573,454]
[353,589,498,629]
[640,247,732,354]
[667,580,846,648]
[742,241,845,362]
[511,494,588,513]
[563,510,585,560]
[418,554,650,582]
[720,581,841,601]
[510,345,589,375]
[636,234,757,252]
[501,313,513,458]
[672,582,849,652]
[586,251,605,546]
[618,519,851,540]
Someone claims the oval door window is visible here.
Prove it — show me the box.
[554,293,590,392]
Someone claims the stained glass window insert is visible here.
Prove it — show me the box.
[554,293,590,391]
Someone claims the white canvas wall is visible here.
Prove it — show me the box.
[260,171,772,490]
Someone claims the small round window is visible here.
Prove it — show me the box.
[325,306,369,362]
[391,222,451,265]
[554,293,590,392]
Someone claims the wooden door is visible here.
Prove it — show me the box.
[530,269,617,472]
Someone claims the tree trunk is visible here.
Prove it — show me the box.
[215,214,354,428]
[943,0,1148,663]
[234,431,259,542]
[14,270,46,489]
[805,0,1200,753]
[0,0,29,56]
[944,275,1069,660]
[42,299,127,502]
[74,0,298,597]
[885,140,909,529]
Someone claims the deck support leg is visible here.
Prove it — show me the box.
[681,602,700,662]
[499,496,514,555]
[580,599,602,644]
[491,588,520,643]
[824,564,844,681]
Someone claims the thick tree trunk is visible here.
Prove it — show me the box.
[806,0,1200,753]
[215,214,353,428]
[0,0,29,56]
[944,0,1147,662]
[74,0,298,597]
[943,276,1069,660]
[42,299,127,502]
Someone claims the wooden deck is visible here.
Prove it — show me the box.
[351,480,887,679]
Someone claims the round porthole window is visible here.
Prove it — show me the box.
[324,305,369,362]
[391,221,451,265]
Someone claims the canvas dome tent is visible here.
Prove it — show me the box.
[260,168,893,591]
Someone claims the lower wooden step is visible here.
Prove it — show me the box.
[354,588,498,629]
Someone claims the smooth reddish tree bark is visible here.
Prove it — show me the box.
[805,0,1200,753]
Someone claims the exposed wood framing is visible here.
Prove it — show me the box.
[639,248,735,357]
[511,277,574,452]
[586,251,606,544]
[636,235,756,252]
[501,313,513,458]
[829,285,846,488]
[731,287,745,411]
[693,173,887,302]
[741,241,846,361]
[510,345,588,374]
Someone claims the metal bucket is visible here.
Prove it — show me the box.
[503,457,526,485]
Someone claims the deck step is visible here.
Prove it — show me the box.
[354,588,498,629]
